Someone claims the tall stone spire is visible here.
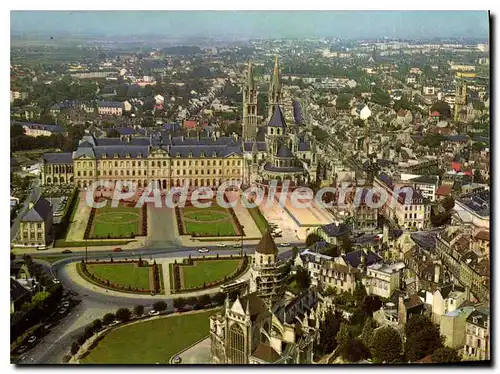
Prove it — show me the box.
[268,55,282,119]
[242,60,258,141]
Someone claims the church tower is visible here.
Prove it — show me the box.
[268,56,282,119]
[242,61,259,141]
[454,77,467,122]
[249,230,287,307]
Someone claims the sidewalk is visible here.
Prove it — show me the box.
[12,237,146,256]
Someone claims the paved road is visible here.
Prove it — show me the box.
[18,244,296,364]
[11,179,40,241]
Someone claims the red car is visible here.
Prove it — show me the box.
[113,248,122,252]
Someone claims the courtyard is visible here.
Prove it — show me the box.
[178,204,241,237]
[86,262,151,290]
[89,201,145,239]
[80,310,217,364]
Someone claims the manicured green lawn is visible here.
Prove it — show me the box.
[184,220,236,236]
[86,263,150,289]
[182,259,242,289]
[81,310,217,364]
[248,206,269,234]
[181,205,237,236]
[91,204,141,239]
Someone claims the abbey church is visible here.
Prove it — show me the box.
[241,57,319,187]
[209,232,323,364]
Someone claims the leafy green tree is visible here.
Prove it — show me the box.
[342,338,370,362]
[70,342,80,355]
[361,318,375,349]
[102,313,115,325]
[32,291,51,306]
[317,309,343,355]
[115,308,132,322]
[173,297,187,309]
[336,322,350,351]
[133,304,144,317]
[153,301,167,312]
[353,282,367,306]
[361,295,382,317]
[305,233,323,247]
[371,326,403,363]
[83,326,94,340]
[431,347,462,363]
[294,266,311,290]
[404,315,443,362]
[291,246,299,259]
[92,319,103,331]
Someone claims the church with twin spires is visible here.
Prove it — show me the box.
[241,57,318,188]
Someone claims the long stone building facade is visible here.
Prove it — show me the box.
[40,57,318,190]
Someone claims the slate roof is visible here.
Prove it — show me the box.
[239,292,269,322]
[42,152,73,164]
[276,143,294,158]
[292,99,302,124]
[256,231,278,255]
[320,223,351,238]
[115,127,136,135]
[263,163,303,173]
[21,197,52,222]
[342,249,382,268]
[410,175,439,185]
[268,105,286,128]
[298,142,310,151]
[244,142,268,152]
[410,231,437,249]
[466,307,490,328]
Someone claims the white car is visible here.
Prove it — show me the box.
[280,243,291,247]
[215,243,226,247]
[27,336,37,344]
[62,301,70,308]
[149,310,160,316]
[52,279,60,284]
[198,248,209,253]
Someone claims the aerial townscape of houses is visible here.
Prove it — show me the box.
[10,35,489,365]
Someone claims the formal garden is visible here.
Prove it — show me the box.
[85,198,147,240]
[176,200,244,237]
[170,255,249,293]
[77,258,163,294]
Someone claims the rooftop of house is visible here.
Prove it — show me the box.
[20,197,52,222]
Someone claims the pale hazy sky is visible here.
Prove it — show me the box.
[11,11,489,39]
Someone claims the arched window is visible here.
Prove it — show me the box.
[228,324,245,364]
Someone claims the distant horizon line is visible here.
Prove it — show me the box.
[10,32,489,42]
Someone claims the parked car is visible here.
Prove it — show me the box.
[198,248,209,253]
[215,243,226,247]
[58,308,68,315]
[43,323,53,330]
[52,278,60,284]
[62,301,70,308]
[148,310,160,316]
[61,250,72,254]
[173,356,182,364]
[280,243,291,247]
[27,336,37,344]
[16,345,28,354]
[233,243,242,248]
[113,247,122,252]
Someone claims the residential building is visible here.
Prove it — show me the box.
[363,262,405,298]
[97,101,124,116]
[440,306,474,349]
[409,175,439,202]
[463,307,490,361]
[319,260,357,294]
[16,197,53,247]
[14,122,66,138]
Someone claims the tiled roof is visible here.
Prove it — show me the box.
[10,278,30,302]
[342,249,381,268]
[268,105,286,128]
[42,152,73,164]
[276,143,294,158]
[239,292,269,322]
[435,184,452,196]
[475,230,490,242]
[21,197,52,222]
[256,231,278,255]
[321,223,351,238]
